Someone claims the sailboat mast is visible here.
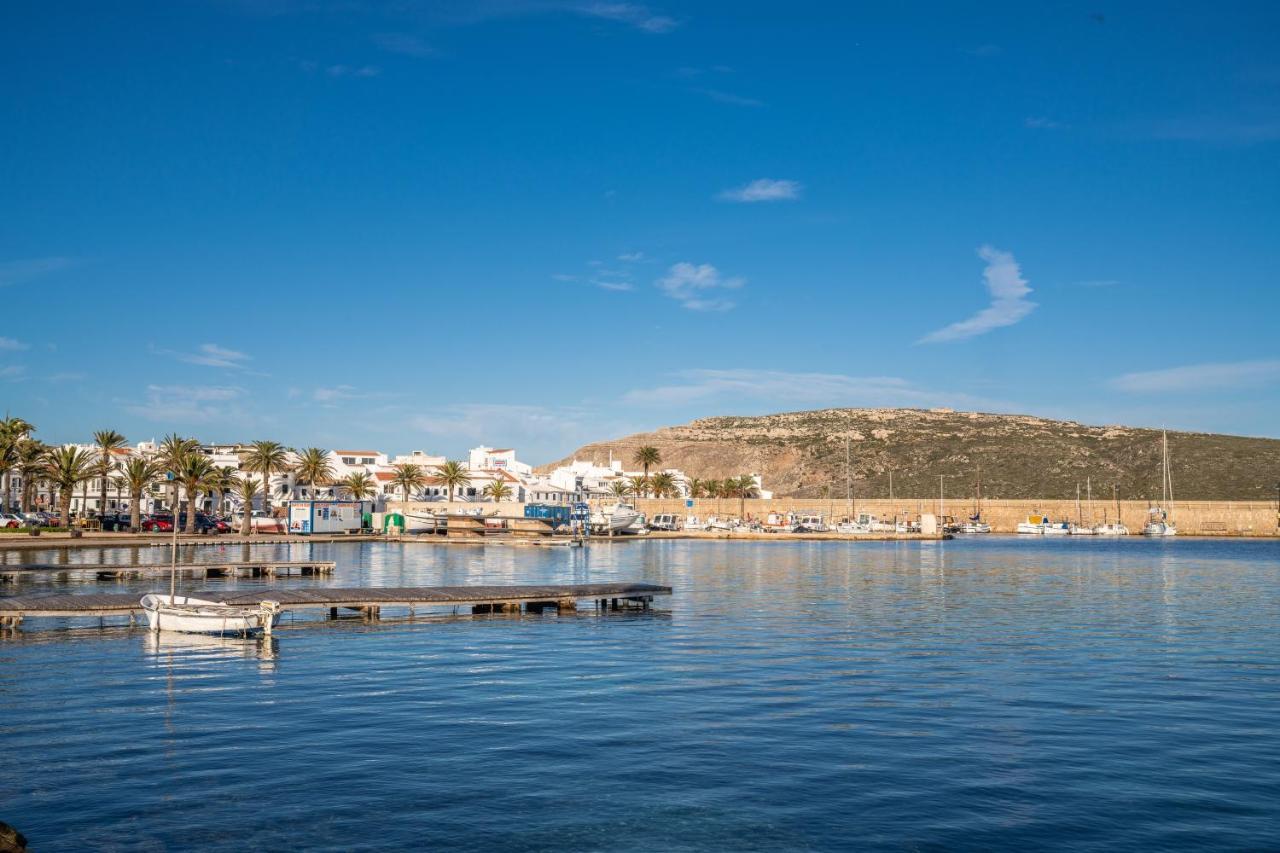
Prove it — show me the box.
[1076,482,1082,526]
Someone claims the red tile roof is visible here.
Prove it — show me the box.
[336,450,380,456]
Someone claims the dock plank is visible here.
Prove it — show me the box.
[0,582,672,620]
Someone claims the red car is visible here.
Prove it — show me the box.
[140,515,174,532]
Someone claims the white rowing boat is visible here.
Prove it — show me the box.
[140,594,281,636]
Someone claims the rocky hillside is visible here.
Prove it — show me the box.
[543,408,1280,500]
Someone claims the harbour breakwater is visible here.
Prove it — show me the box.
[627,498,1280,536]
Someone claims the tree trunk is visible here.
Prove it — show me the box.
[241,506,252,536]
[185,489,197,534]
[1,471,10,512]
[61,488,72,528]
[130,491,142,531]
[261,468,272,515]
[99,453,110,517]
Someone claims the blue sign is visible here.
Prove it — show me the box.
[686,499,694,508]
[165,471,175,481]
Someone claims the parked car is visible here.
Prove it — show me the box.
[140,514,174,532]
[96,512,133,532]
[141,513,224,533]
[0,513,23,528]
[32,511,61,527]
[19,512,47,527]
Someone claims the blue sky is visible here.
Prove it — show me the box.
[2,1,1278,461]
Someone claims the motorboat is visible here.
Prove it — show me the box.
[1042,521,1072,536]
[706,516,738,531]
[1093,522,1130,536]
[683,515,708,531]
[650,513,681,531]
[795,514,828,533]
[141,594,280,636]
[590,503,642,534]
[1069,524,1097,535]
[622,513,649,535]
[957,518,992,534]
[1016,514,1050,534]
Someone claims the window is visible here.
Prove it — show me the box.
[342,457,356,465]
[361,457,374,465]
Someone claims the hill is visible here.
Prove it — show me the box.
[543,408,1280,500]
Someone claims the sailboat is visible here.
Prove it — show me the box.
[140,492,282,635]
[1143,430,1178,536]
[1070,481,1096,535]
[1093,483,1130,535]
[958,465,991,533]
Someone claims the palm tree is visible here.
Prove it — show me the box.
[628,475,649,500]
[231,476,261,535]
[609,480,631,500]
[157,433,199,512]
[0,417,35,512]
[243,440,289,516]
[434,460,472,502]
[633,446,661,494]
[390,463,426,504]
[735,474,758,518]
[92,429,127,518]
[339,471,375,502]
[207,466,240,516]
[650,472,677,499]
[292,447,335,499]
[688,478,705,499]
[483,479,513,502]
[114,457,161,531]
[174,451,216,534]
[16,439,47,512]
[43,445,94,528]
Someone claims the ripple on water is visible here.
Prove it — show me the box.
[2,537,1279,851]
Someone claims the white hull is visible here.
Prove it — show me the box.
[590,504,641,533]
[141,594,280,636]
[1016,522,1042,534]
[957,522,992,534]
[1093,524,1130,536]
[1143,523,1177,537]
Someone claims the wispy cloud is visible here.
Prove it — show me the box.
[0,336,28,351]
[623,368,1007,410]
[299,60,380,77]
[656,263,744,312]
[372,33,435,57]
[594,280,633,291]
[124,384,250,424]
[1025,116,1066,129]
[918,245,1036,343]
[718,178,801,203]
[578,2,677,33]
[0,257,75,287]
[618,251,646,262]
[1109,360,1280,393]
[692,88,763,107]
[0,365,25,381]
[162,343,254,369]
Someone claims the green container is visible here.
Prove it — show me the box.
[383,512,404,532]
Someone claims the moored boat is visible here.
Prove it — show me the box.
[590,503,641,533]
[141,594,281,636]
[1093,522,1130,536]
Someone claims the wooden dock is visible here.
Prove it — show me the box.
[0,582,672,628]
[0,560,336,582]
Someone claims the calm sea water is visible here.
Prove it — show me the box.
[2,537,1278,851]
